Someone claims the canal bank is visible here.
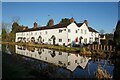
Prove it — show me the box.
[0,42,114,57]
[0,42,92,55]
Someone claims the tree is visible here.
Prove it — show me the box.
[2,22,11,41]
[59,18,71,25]
[100,29,105,34]
[114,20,120,51]
[11,22,19,33]
[2,28,7,41]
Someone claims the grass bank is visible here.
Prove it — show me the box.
[1,42,92,55]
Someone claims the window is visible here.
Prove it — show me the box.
[76,30,78,33]
[75,60,77,63]
[59,29,62,33]
[45,57,47,60]
[40,32,41,34]
[59,39,62,42]
[35,32,37,35]
[84,38,87,43]
[68,29,71,32]
[64,29,66,31]
[91,32,93,36]
[85,30,87,34]
[95,33,96,37]
[68,62,70,65]
[31,32,33,35]
[89,37,92,43]
[45,31,47,34]
[58,61,62,64]
[43,49,44,52]
[68,39,71,42]
[27,38,29,41]
[59,52,62,55]
[81,29,83,33]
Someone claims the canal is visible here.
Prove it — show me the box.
[2,44,120,79]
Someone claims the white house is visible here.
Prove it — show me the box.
[16,18,99,46]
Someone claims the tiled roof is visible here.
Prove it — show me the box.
[17,24,67,32]
[17,22,98,33]
[88,27,98,33]
[76,23,83,27]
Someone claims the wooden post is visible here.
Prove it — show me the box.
[104,45,106,51]
[98,45,100,51]
[95,45,96,50]
[110,45,112,51]
[107,45,109,51]
[101,45,102,51]
[92,44,94,50]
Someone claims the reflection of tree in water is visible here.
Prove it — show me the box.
[27,47,35,52]
[2,44,6,51]
[8,45,15,54]
[23,46,26,50]
[113,55,120,80]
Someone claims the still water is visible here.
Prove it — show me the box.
[3,45,115,79]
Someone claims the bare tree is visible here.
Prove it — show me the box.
[2,22,11,33]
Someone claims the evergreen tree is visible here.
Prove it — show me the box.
[114,20,120,50]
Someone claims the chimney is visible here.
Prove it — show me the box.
[84,20,88,27]
[34,22,38,28]
[48,19,54,27]
[70,17,74,23]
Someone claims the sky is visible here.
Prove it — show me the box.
[2,2,118,33]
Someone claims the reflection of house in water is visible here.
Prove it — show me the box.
[16,45,91,71]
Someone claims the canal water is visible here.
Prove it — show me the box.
[2,44,118,79]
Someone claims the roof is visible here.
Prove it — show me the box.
[17,24,67,32]
[88,27,98,33]
[17,22,83,32]
[17,22,98,33]
[76,23,83,27]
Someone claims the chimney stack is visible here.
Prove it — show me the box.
[34,22,38,28]
[70,17,74,23]
[84,20,88,27]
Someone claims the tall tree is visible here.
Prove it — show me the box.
[2,22,11,41]
[114,20,120,51]
[2,28,7,41]
[59,18,71,25]
[11,22,19,33]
